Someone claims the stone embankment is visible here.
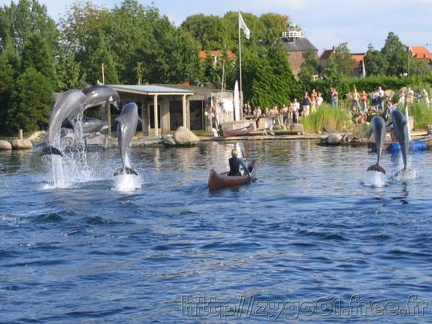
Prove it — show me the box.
[1,128,429,151]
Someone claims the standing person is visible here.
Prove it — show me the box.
[405,86,414,103]
[269,106,279,128]
[333,87,339,107]
[422,89,430,106]
[302,92,311,116]
[310,89,317,106]
[310,96,317,114]
[371,88,379,108]
[292,98,300,123]
[281,103,289,124]
[350,87,361,112]
[330,87,338,107]
[228,149,250,177]
[328,87,334,104]
[377,86,385,111]
[361,90,368,112]
[316,92,323,108]
[253,106,262,129]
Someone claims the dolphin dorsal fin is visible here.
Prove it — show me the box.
[81,82,92,89]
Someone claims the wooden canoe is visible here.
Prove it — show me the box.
[222,123,254,137]
[208,160,256,190]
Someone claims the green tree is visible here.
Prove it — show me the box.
[20,32,58,88]
[297,50,321,93]
[381,32,410,77]
[0,43,17,131]
[5,67,53,134]
[0,0,59,54]
[364,44,388,76]
[408,58,432,76]
[332,42,356,77]
[144,17,201,83]
[321,43,355,93]
[247,42,295,107]
[86,36,119,85]
[180,14,232,51]
[322,56,343,88]
[55,47,83,90]
[104,0,200,84]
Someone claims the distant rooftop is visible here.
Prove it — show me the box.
[107,84,194,95]
[282,37,318,52]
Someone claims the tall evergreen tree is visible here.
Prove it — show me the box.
[364,44,388,76]
[248,42,296,107]
[297,50,321,94]
[20,32,58,88]
[381,32,410,77]
[5,67,53,134]
[0,44,17,131]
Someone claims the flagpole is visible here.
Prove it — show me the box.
[238,12,243,98]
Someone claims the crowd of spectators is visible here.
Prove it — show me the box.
[242,85,431,131]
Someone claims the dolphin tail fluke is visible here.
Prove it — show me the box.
[367,163,386,174]
[114,167,138,176]
[41,146,63,157]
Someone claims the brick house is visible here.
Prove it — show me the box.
[198,50,236,67]
[280,23,318,77]
[320,46,365,77]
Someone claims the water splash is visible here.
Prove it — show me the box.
[364,171,387,187]
[112,174,142,191]
[391,151,417,181]
[42,114,94,189]
[394,168,417,181]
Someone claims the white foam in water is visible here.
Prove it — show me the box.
[42,118,96,189]
[394,168,417,181]
[392,153,417,181]
[364,171,387,187]
[113,174,142,191]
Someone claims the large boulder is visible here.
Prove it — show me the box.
[173,126,200,146]
[321,133,342,145]
[12,138,33,150]
[27,131,45,142]
[0,140,12,150]
[161,135,176,146]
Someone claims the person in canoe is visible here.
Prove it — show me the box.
[228,149,250,177]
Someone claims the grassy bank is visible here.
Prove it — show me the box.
[301,102,432,134]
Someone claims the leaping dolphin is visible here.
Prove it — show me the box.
[42,90,87,156]
[391,109,411,176]
[367,116,386,174]
[61,117,109,140]
[82,83,120,111]
[114,102,138,176]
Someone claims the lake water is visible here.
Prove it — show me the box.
[1,139,431,323]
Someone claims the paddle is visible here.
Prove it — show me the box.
[237,141,247,162]
[237,141,253,180]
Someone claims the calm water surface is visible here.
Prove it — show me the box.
[1,139,431,323]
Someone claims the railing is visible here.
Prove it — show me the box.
[0,130,24,142]
[0,136,16,142]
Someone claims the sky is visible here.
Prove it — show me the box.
[2,0,432,54]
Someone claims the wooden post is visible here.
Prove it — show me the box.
[106,102,112,136]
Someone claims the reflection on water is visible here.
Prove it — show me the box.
[0,140,431,322]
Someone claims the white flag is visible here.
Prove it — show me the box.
[239,13,250,39]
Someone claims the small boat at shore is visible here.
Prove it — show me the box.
[222,123,254,137]
[208,160,256,190]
